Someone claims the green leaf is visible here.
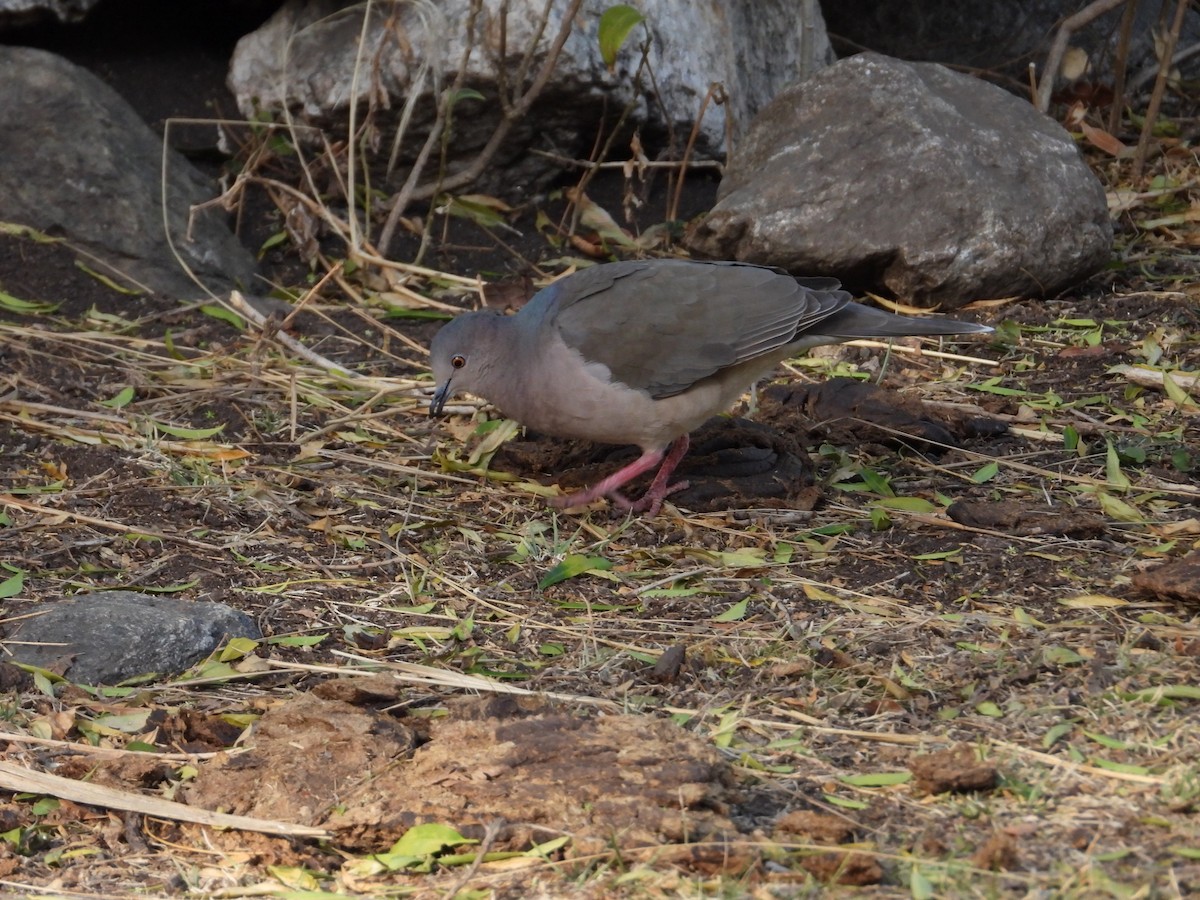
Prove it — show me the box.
[910,865,935,900]
[1126,684,1200,702]
[538,554,613,590]
[218,637,260,661]
[1095,491,1144,524]
[1104,440,1130,489]
[84,311,132,332]
[123,533,165,546]
[0,289,59,314]
[447,87,486,104]
[1162,370,1192,405]
[1042,720,1075,749]
[840,771,912,787]
[875,496,936,513]
[810,523,855,536]
[383,308,454,321]
[859,467,894,497]
[713,597,749,622]
[88,711,153,734]
[911,548,962,561]
[711,548,768,568]
[969,378,1028,397]
[199,304,245,330]
[554,599,628,612]
[822,793,868,810]
[1042,646,1084,666]
[163,328,184,360]
[1012,607,1043,627]
[12,663,64,693]
[1088,757,1151,776]
[265,865,320,891]
[74,261,140,295]
[443,194,512,230]
[598,4,645,68]
[0,221,61,242]
[524,835,571,858]
[975,701,1004,718]
[970,461,1000,483]
[1063,424,1080,451]
[389,823,475,858]
[184,660,238,682]
[149,421,225,440]
[267,634,328,647]
[0,569,24,599]
[1083,730,1132,750]
[99,386,135,409]
[142,580,200,593]
[467,417,520,467]
[258,231,288,255]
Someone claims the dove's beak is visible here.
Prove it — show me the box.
[430,379,453,417]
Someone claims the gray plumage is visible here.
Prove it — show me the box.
[430,259,991,514]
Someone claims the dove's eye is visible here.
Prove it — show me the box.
[451,355,466,369]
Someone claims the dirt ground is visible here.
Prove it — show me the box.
[2,6,1200,899]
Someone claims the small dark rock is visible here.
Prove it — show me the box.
[5,591,261,685]
[649,644,687,683]
[910,744,998,795]
[947,500,1108,538]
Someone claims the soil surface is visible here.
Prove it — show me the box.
[2,6,1200,898]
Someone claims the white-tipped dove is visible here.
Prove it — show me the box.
[430,260,991,516]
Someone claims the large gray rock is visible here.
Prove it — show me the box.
[0,46,257,298]
[687,53,1113,308]
[5,592,261,685]
[825,0,1200,96]
[228,0,834,193]
[0,0,100,25]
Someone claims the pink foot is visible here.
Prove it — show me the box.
[551,435,691,517]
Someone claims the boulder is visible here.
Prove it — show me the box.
[687,53,1113,308]
[824,0,1200,97]
[227,0,834,194]
[0,0,100,26]
[0,46,257,298]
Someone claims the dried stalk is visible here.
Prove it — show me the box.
[1037,0,1131,113]
[377,0,585,255]
[1133,0,1190,178]
[378,0,483,254]
[1107,0,1140,133]
[667,82,726,223]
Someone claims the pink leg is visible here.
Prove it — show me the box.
[551,435,691,517]
[623,434,691,517]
